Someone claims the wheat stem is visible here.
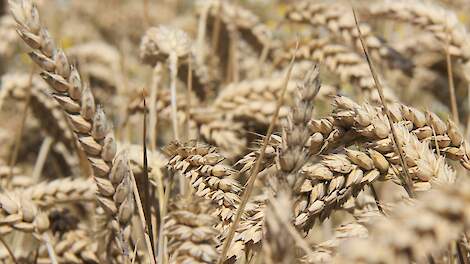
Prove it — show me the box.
[129,162,156,264]
[149,63,162,151]
[217,43,297,264]
[42,233,58,264]
[186,56,192,139]
[32,136,53,182]
[351,6,414,198]
[445,19,460,124]
[8,66,34,189]
[0,235,18,264]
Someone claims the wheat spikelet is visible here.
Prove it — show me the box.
[336,179,470,263]
[366,0,470,82]
[221,195,266,263]
[165,197,220,264]
[164,140,242,224]
[36,228,99,264]
[273,39,397,103]
[309,96,470,169]
[140,26,216,100]
[295,123,455,231]
[10,0,135,254]
[25,177,96,208]
[284,1,413,73]
[0,191,49,236]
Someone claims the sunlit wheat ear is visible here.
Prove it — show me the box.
[0,191,49,237]
[165,197,220,263]
[295,123,456,231]
[164,140,242,225]
[37,228,100,263]
[366,0,470,83]
[284,1,413,74]
[9,0,133,256]
[273,39,398,103]
[140,26,191,140]
[308,96,470,169]
[336,179,470,263]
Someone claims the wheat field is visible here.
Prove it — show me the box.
[0,0,470,263]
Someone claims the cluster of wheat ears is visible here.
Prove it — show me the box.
[1,0,470,263]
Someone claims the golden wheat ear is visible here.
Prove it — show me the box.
[9,0,135,257]
[284,1,414,74]
[336,179,470,263]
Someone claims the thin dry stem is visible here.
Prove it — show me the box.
[8,66,34,188]
[129,162,156,264]
[352,6,414,197]
[217,43,297,264]
[445,20,460,124]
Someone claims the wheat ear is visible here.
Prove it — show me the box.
[10,0,135,255]
[273,38,398,103]
[336,179,470,263]
[285,1,413,74]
